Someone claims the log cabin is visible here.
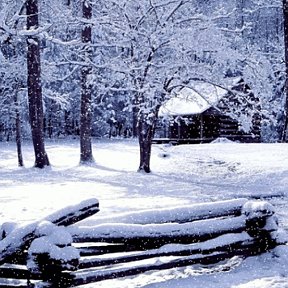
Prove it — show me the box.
[154,78,261,144]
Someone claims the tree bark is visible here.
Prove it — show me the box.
[135,50,156,173]
[132,105,139,138]
[282,0,288,141]
[26,0,50,168]
[137,110,158,173]
[80,0,94,163]
[14,91,24,167]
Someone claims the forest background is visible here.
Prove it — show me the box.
[0,0,286,171]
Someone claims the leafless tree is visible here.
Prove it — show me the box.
[26,0,50,168]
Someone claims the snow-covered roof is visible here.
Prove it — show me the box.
[159,81,228,117]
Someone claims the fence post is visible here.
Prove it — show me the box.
[242,200,278,252]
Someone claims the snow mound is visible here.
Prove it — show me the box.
[242,201,275,219]
[0,222,18,239]
[211,137,236,144]
[27,221,80,273]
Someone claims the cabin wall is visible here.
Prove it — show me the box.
[170,117,202,139]
[154,111,260,144]
[167,113,222,142]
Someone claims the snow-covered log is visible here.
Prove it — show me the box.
[27,224,80,278]
[71,215,247,248]
[45,198,99,227]
[71,200,278,249]
[63,200,281,286]
[71,244,262,286]
[84,198,248,225]
[78,232,254,269]
[0,198,99,265]
[0,199,285,288]
[242,200,278,250]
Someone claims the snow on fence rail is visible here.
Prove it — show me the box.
[0,198,286,287]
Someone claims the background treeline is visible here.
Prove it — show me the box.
[0,0,286,171]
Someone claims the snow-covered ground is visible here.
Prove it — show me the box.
[1,138,288,287]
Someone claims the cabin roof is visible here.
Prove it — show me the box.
[159,78,241,117]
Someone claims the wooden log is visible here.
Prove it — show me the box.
[45,198,99,227]
[76,243,137,256]
[82,198,247,225]
[32,201,285,287]
[78,232,254,269]
[242,200,279,250]
[0,265,33,280]
[0,282,30,288]
[29,253,79,278]
[0,265,42,288]
[0,198,99,265]
[68,244,263,286]
[71,215,247,248]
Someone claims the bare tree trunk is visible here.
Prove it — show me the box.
[132,105,139,138]
[80,0,94,163]
[282,0,288,141]
[135,50,155,172]
[26,0,50,168]
[14,91,24,167]
[137,108,159,173]
[138,120,153,173]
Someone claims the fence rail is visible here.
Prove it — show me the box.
[0,198,286,287]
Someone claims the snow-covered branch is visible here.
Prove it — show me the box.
[18,24,53,36]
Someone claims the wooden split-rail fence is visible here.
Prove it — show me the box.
[0,198,286,287]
